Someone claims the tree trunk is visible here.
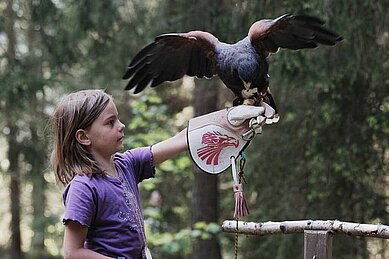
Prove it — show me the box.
[5,0,23,258]
[191,80,221,259]
[26,1,48,255]
[29,124,47,257]
[8,126,23,259]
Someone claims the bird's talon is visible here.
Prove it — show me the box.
[243,99,256,105]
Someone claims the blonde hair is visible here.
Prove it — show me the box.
[51,89,112,185]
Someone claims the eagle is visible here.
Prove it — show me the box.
[122,14,342,120]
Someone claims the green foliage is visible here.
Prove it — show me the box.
[146,221,221,257]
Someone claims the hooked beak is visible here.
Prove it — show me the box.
[243,81,252,90]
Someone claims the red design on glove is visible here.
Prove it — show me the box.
[197,131,239,165]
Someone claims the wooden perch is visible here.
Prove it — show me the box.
[222,219,389,239]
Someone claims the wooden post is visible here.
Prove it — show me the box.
[304,230,333,259]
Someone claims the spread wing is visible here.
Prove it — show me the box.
[123,31,219,93]
[248,14,343,54]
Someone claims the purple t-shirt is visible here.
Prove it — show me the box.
[62,147,155,259]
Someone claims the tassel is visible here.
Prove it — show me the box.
[231,156,250,219]
[233,183,249,219]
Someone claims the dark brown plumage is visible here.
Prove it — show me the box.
[123,14,342,118]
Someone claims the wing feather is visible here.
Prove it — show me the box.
[249,14,343,53]
[123,31,219,92]
[134,74,154,94]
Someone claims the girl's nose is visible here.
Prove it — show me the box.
[118,120,125,131]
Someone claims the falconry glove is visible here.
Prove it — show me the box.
[187,103,276,175]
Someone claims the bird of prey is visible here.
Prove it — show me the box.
[122,14,342,119]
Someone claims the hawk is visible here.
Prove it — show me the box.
[123,14,342,119]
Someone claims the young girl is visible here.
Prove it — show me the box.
[51,89,266,259]
[51,89,187,258]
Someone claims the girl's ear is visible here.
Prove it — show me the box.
[75,129,91,146]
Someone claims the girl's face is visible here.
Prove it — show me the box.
[84,99,125,159]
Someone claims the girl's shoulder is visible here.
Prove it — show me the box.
[63,173,119,202]
[72,173,103,184]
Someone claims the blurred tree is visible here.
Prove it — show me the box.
[191,80,221,259]
[2,0,23,258]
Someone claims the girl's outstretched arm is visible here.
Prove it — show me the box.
[151,128,188,166]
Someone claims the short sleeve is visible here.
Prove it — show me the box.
[62,179,97,227]
[115,146,155,183]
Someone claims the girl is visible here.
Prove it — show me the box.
[51,89,266,259]
[51,89,187,258]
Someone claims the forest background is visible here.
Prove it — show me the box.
[0,0,388,258]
